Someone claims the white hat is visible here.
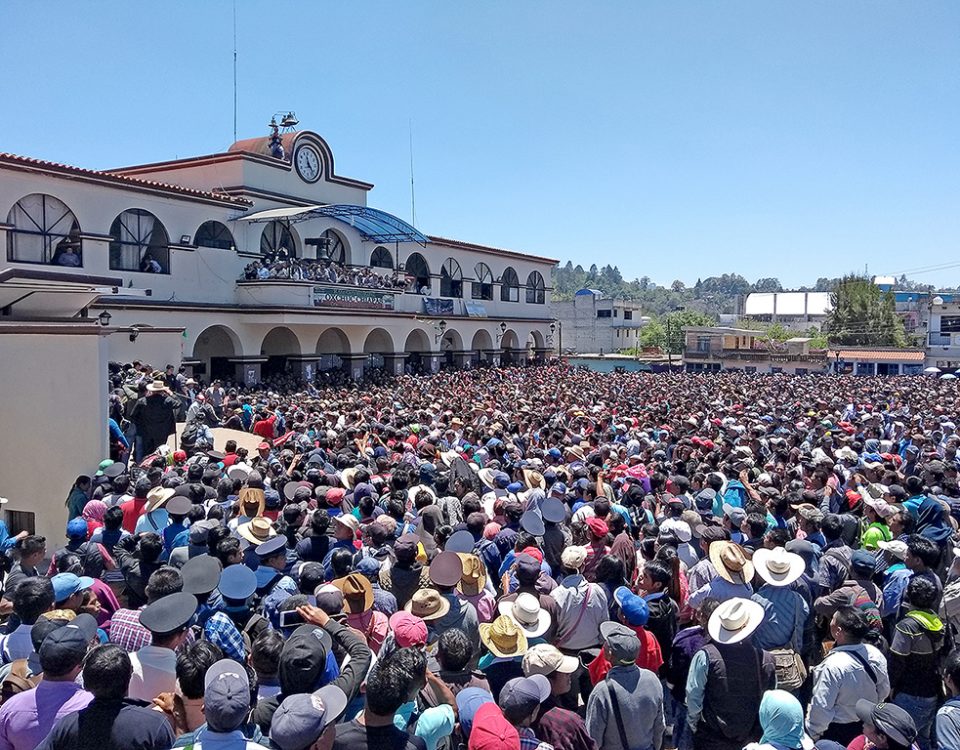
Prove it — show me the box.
[708,597,765,645]
[498,593,551,638]
[522,643,578,677]
[878,539,908,560]
[561,546,588,570]
[752,547,805,587]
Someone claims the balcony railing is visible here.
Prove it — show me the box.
[929,332,953,346]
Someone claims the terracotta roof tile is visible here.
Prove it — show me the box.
[0,153,252,207]
[830,349,925,362]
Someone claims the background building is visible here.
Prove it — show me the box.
[551,288,649,354]
[739,291,832,329]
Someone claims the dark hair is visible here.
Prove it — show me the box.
[330,547,354,578]
[821,513,844,542]
[251,629,285,677]
[891,510,915,535]
[298,563,326,596]
[437,628,473,672]
[595,555,626,587]
[137,533,163,563]
[145,566,183,603]
[907,534,941,569]
[176,641,223,699]
[214,536,241,567]
[763,528,790,548]
[103,505,124,531]
[943,648,960,689]
[13,577,54,624]
[17,535,46,558]
[905,476,924,495]
[745,513,767,538]
[310,511,330,537]
[83,644,132,700]
[643,559,672,592]
[366,660,412,716]
[833,606,870,641]
[906,575,938,610]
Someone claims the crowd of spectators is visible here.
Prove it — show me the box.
[241,257,409,291]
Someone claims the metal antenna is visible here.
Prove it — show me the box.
[233,0,238,142]
[409,119,417,228]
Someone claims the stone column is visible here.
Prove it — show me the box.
[381,353,407,376]
[483,349,502,367]
[288,356,321,382]
[341,354,368,381]
[450,350,473,369]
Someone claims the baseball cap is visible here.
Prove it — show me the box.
[850,550,876,574]
[600,620,641,665]
[469,702,519,750]
[613,586,650,627]
[878,539,909,560]
[522,644,578,677]
[388,611,428,648]
[279,625,332,694]
[585,517,608,537]
[38,613,97,675]
[457,687,494,738]
[50,572,94,604]
[723,504,746,526]
[269,685,348,750]
[66,518,88,540]
[204,659,251,732]
[855,700,917,747]
[498,674,551,716]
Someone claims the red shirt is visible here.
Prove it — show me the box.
[253,415,276,440]
[587,624,664,682]
[119,497,147,534]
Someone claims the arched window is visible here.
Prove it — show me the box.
[500,266,520,302]
[473,263,493,301]
[194,221,235,250]
[109,209,170,273]
[316,229,346,265]
[6,193,81,266]
[260,220,296,259]
[526,271,546,304]
[440,258,463,298]
[370,246,393,269]
[404,253,430,293]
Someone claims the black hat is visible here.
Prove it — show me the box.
[519,510,545,537]
[38,613,97,675]
[256,535,287,558]
[102,462,127,479]
[445,530,475,554]
[139,592,197,635]
[166,496,192,516]
[181,555,222,595]
[279,625,332,694]
[855,700,917,747]
[540,498,566,524]
[515,553,541,584]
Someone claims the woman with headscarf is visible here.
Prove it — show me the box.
[82,499,108,536]
[745,689,813,750]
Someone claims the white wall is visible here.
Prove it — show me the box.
[0,327,108,546]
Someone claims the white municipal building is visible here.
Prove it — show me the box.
[0,121,558,384]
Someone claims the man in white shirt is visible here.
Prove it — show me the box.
[128,591,197,702]
[0,578,53,664]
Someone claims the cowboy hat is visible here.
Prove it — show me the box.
[237,516,277,545]
[332,573,374,614]
[144,487,174,514]
[522,470,546,491]
[341,467,359,490]
[709,541,755,585]
[439,450,460,467]
[477,468,499,490]
[404,588,450,621]
[479,615,528,658]
[497,593,551,638]
[456,553,487,596]
[146,380,167,393]
[708,597,765,645]
[752,547,805,587]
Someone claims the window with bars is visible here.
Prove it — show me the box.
[525,271,545,304]
[473,263,494,300]
[500,267,520,302]
[441,258,463,298]
[109,209,170,273]
[6,193,82,266]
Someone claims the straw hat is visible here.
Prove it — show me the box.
[709,541,755,585]
[404,588,450,621]
[752,547,805,587]
[341,467,359,490]
[497,593,551,638]
[522,470,546,491]
[707,597,765,644]
[477,468,499,490]
[144,487,174,514]
[456,553,487,596]
[237,516,277,545]
[237,487,265,518]
[146,380,167,393]
[479,615,528,658]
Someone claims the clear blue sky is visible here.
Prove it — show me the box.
[3,2,958,287]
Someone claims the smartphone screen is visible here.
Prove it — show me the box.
[279,609,306,628]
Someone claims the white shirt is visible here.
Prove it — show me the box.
[552,574,609,651]
[807,643,890,739]
[128,645,177,702]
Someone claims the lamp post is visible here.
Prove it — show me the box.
[496,321,507,346]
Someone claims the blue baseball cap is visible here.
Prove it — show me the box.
[613,586,650,627]
[51,572,94,603]
[456,687,494,738]
[547,448,562,460]
[493,472,511,489]
[66,518,88,540]
[506,482,524,495]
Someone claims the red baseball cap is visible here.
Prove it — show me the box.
[520,546,543,564]
[585,517,609,538]
[257,442,271,451]
[468,703,519,750]
[388,611,428,648]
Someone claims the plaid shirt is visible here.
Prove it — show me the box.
[519,727,554,750]
[535,705,597,750]
[107,607,151,652]
[204,612,246,661]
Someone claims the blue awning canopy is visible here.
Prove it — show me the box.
[236,204,428,246]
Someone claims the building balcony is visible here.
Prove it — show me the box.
[929,332,954,347]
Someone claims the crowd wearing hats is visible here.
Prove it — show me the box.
[9,366,960,749]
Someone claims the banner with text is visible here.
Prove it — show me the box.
[312,286,395,311]
[423,298,455,316]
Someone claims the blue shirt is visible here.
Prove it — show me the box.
[751,585,808,652]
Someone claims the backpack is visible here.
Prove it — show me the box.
[941,580,960,641]
[180,419,203,452]
[0,660,41,704]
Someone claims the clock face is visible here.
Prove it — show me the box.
[294,145,321,183]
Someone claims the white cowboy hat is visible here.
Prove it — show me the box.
[497,592,551,638]
[752,547,805,587]
[440,450,460,467]
[477,468,499,489]
[708,597,765,645]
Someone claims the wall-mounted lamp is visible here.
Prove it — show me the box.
[433,319,447,344]
[129,326,140,343]
[97,310,112,327]
[496,321,507,345]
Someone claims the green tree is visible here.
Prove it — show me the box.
[824,275,907,347]
[639,319,666,351]
[663,309,715,353]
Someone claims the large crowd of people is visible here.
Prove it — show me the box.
[241,257,411,291]
[5,364,960,750]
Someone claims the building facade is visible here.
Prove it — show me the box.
[739,292,832,330]
[0,126,557,384]
[551,289,649,354]
[683,326,828,374]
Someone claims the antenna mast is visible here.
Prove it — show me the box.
[233,0,238,142]
[409,119,417,228]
